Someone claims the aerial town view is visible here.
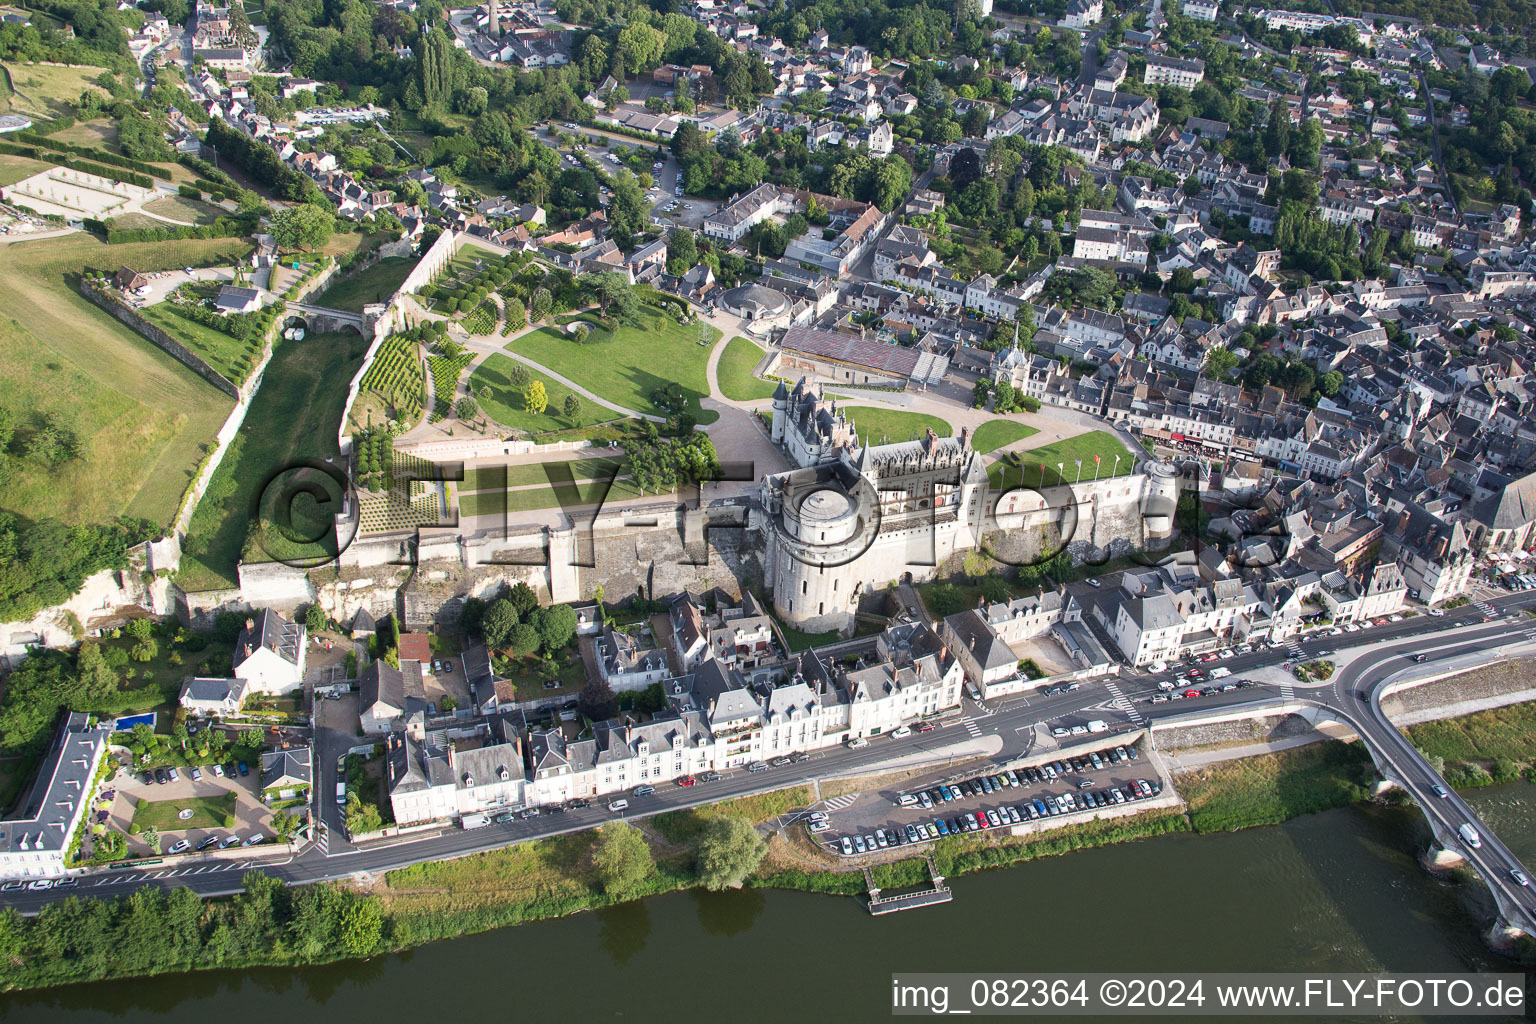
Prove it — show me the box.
[5,0,1536,1016]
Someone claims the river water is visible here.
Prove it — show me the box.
[4,786,1533,1022]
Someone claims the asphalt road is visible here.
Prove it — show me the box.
[8,592,1536,915]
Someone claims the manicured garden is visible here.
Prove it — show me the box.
[839,405,951,444]
[506,309,719,424]
[138,298,264,385]
[127,790,239,833]
[987,430,1137,488]
[971,417,1040,454]
[467,353,619,433]
[716,336,777,401]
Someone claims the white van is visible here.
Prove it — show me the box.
[607,799,629,812]
[890,725,912,739]
[1147,660,1168,674]
[1459,823,1482,849]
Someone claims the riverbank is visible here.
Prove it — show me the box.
[9,686,1536,993]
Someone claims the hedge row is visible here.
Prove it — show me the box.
[90,217,256,244]
[0,141,154,188]
[14,131,160,176]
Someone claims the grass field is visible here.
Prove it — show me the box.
[1406,701,1536,765]
[840,405,951,444]
[311,256,415,313]
[1178,741,1374,833]
[137,302,259,385]
[458,474,657,516]
[138,195,229,226]
[127,790,238,833]
[461,459,620,491]
[1,62,108,119]
[651,786,812,843]
[0,152,52,185]
[507,310,720,424]
[716,336,776,402]
[0,234,250,526]
[468,353,621,433]
[987,430,1137,489]
[971,418,1040,454]
[49,118,117,150]
[178,332,371,591]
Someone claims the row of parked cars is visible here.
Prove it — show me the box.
[139,762,249,786]
[165,832,267,855]
[836,779,1163,855]
[1149,681,1250,704]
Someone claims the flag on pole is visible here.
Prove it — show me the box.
[1094,455,1101,464]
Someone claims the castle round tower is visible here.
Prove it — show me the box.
[771,480,870,634]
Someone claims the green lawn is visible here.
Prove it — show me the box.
[716,336,777,402]
[506,309,720,424]
[128,790,239,833]
[1,61,108,118]
[458,473,656,516]
[311,256,416,313]
[987,430,1137,489]
[139,195,229,226]
[971,418,1040,454]
[462,458,620,491]
[178,332,371,591]
[840,405,951,445]
[467,353,622,433]
[138,302,260,385]
[0,234,248,527]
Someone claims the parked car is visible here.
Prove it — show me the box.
[237,762,249,777]
[189,767,202,781]
[197,835,220,851]
[676,775,697,787]
[633,785,656,796]
[916,722,937,733]
[167,840,190,854]
[241,834,265,847]
[219,835,241,849]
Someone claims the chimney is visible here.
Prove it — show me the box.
[245,617,255,632]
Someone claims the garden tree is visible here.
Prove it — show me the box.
[503,296,527,331]
[1182,173,1201,197]
[563,393,581,421]
[141,827,162,855]
[481,598,519,649]
[75,642,118,704]
[572,324,590,343]
[666,226,698,275]
[270,810,302,838]
[588,271,641,324]
[617,20,665,75]
[972,378,992,407]
[607,173,650,244]
[1203,346,1240,381]
[524,380,549,415]
[949,147,981,188]
[508,580,538,616]
[271,204,334,251]
[455,395,479,420]
[509,623,540,656]
[507,363,531,391]
[594,821,653,898]
[1319,370,1344,397]
[1261,97,1291,162]
[92,830,127,863]
[962,550,990,581]
[131,637,158,663]
[696,816,768,890]
[125,618,153,642]
[344,792,381,835]
[305,603,327,633]
[538,604,578,653]
[580,675,618,720]
[529,287,552,322]
[417,26,455,107]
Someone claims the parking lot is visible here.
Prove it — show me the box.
[814,739,1164,857]
[109,760,280,856]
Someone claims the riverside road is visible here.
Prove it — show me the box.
[9,592,1536,916]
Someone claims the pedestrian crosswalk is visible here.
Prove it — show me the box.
[1477,601,1498,618]
[315,823,331,856]
[960,717,983,739]
[1103,680,1145,726]
[822,793,859,812]
[1280,681,1295,701]
[1284,638,1305,660]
